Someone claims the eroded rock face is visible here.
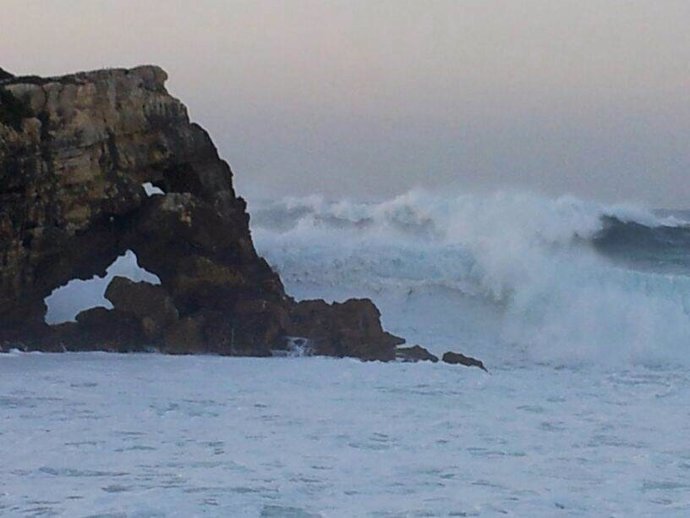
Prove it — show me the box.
[1,67,210,329]
[287,299,404,361]
[441,351,488,372]
[105,276,178,340]
[396,345,439,363]
[0,65,404,360]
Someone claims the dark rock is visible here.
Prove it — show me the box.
[0,87,32,130]
[0,66,197,333]
[396,345,439,363]
[0,65,286,351]
[0,65,405,361]
[227,299,290,355]
[105,276,178,340]
[442,351,488,372]
[0,68,13,81]
[163,316,205,354]
[63,307,149,352]
[287,298,404,361]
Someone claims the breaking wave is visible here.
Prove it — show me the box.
[250,190,690,366]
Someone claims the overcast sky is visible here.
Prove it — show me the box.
[2,1,689,207]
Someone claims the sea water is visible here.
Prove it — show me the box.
[3,190,690,516]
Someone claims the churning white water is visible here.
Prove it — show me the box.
[2,353,690,516]
[252,190,690,366]
[3,190,690,516]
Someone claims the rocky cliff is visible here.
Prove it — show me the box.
[0,65,403,359]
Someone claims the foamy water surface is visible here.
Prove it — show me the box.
[2,353,690,517]
[7,191,690,516]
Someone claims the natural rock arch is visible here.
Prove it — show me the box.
[0,66,403,359]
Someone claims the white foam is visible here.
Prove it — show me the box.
[2,353,689,516]
[252,190,690,366]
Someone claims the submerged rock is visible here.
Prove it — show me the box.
[442,351,488,372]
[396,345,439,363]
[0,65,405,361]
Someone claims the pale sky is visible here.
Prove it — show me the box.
[2,1,690,207]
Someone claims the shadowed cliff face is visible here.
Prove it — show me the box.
[0,65,403,359]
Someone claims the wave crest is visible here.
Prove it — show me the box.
[251,190,690,366]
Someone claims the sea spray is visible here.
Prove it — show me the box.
[251,190,690,366]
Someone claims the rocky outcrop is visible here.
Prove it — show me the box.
[0,65,403,360]
[286,299,403,361]
[396,345,439,363]
[442,351,488,372]
[105,276,179,341]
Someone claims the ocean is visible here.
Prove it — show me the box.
[252,190,690,367]
[3,190,690,516]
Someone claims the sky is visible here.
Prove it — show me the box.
[2,0,690,207]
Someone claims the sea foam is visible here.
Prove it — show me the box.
[251,190,690,366]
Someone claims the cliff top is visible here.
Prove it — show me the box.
[0,65,167,91]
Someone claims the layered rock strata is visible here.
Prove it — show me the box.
[0,65,403,359]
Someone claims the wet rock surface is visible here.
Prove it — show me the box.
[396,345,439,363]
[105,276,179,341]
[287,299,404,361]
[0,65,404,360]
[442,351,489,372]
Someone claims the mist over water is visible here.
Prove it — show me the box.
[251,190,690,367]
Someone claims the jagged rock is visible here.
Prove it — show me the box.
[66,307,148,352]
[0,65,406,360]
[396,345,439,363]
[228,298,290,355]
[0,66,281,344]
[287,299,404,361]
[0,66,196,331]
[105,276,178,340]
[442,351,488,372]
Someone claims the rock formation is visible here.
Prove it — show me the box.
[396,345,439,363]
[0,65,403,359]
[441,351,488,372]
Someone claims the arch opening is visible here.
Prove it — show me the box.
[44,249,161,325]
